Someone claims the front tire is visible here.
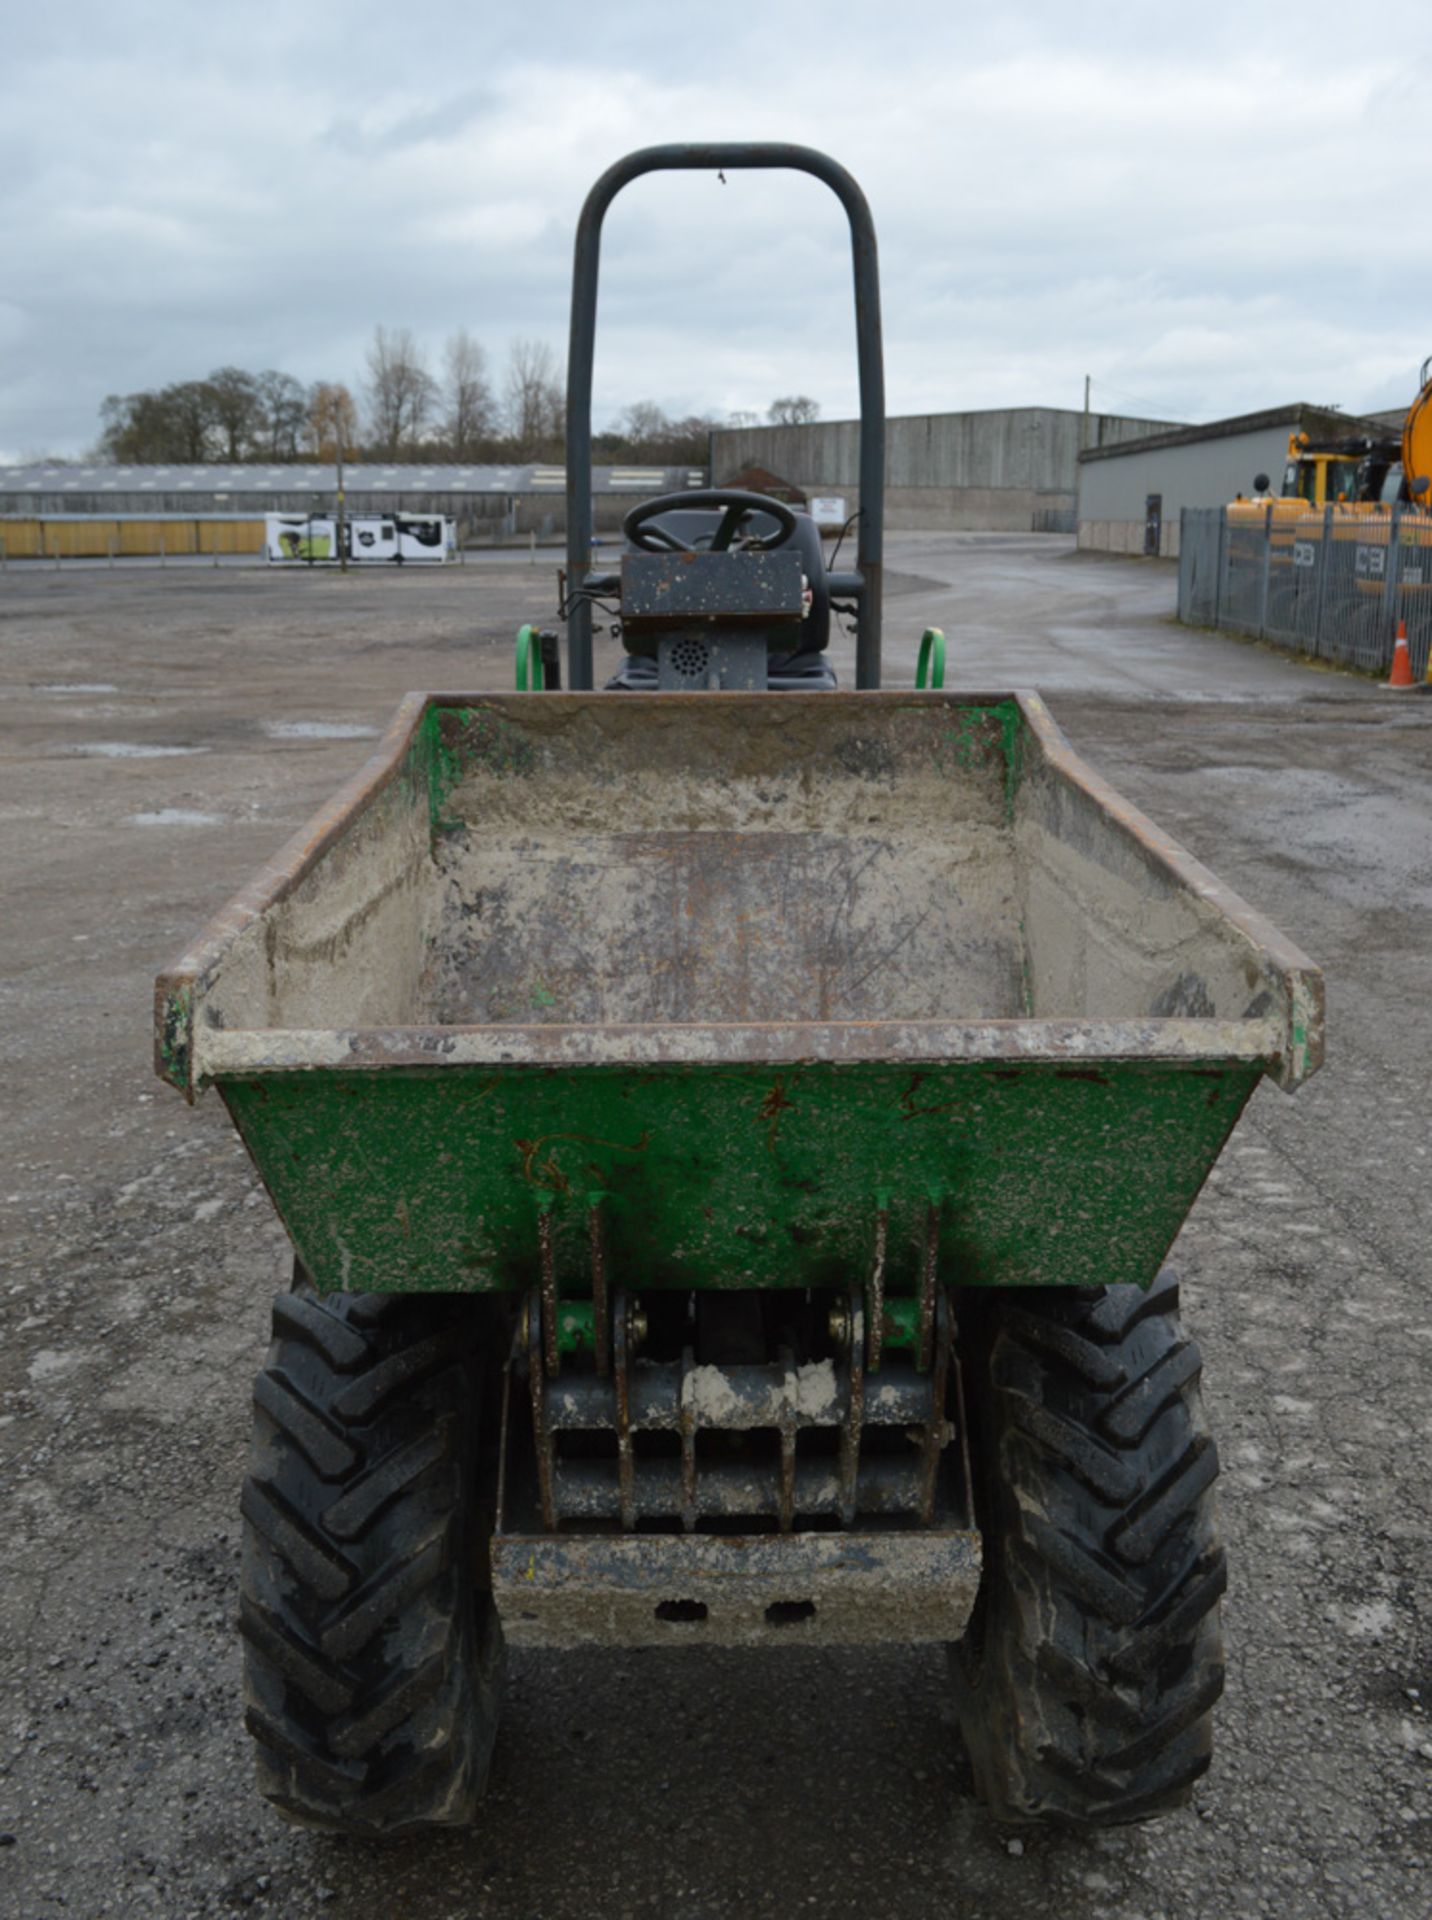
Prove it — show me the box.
[952,1272,1225,1827]
[239,1280,504,1834]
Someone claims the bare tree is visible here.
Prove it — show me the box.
[98,368,335,464]
[365,325,438,458]
[255,370,309,459]
[767,395,820,426]
[503,337,564,459]
[164,380,220,460]
[207,367,261,460]
[620,400,670,448]
[308,382,359,461]
[593,402,720,465]
[669,413,723,463]
[443,330,497,460]
[98,390,181,462]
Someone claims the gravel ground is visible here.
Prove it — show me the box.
[1,538,1429,1919]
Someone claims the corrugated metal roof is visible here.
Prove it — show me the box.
[1076,405,1390,464]
[0,462,701,495]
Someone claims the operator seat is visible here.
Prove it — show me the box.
[605,500,836,690]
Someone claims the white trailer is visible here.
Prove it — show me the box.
[265,513,455,565]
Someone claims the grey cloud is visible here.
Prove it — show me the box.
[4,2,1432,458]
[320,88,499,158]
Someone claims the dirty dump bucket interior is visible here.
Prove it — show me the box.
[422,700,1026,1029]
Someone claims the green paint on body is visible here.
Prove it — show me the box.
[421,700,467,841]
[218,1058,1257,1300]
[422,699,539,841]
[937,699,1022,819]
[880,1298,921,1349]
[156,984,191,1090]
[557,1301,595,1354]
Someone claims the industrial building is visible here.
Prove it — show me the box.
[709,406,1180,533]
[0,459,706,559]
[13,406,1394,563]
[1076,404,1393,557]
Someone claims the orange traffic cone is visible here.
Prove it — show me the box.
[1385,619,1415,690]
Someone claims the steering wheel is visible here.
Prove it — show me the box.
[623,488,799,555]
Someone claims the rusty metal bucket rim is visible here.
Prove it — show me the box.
[192,1014,1286,1084]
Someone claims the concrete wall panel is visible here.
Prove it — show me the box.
[1076,426,1292,524]
[711,408,1177,531]
[1077,519,1182,558]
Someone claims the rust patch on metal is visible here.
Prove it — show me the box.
[516,1129,651,1192]
[538,1206,559,1377]
[758,1078,795,1151]
[919,1293,954,1526]
[838,1291,865,1526]
[526,1294,556,1530]
[613,1291,636,1531]
[866,1202,888,1374]
[587,1196,610,1377]
[917,1196,941,1372]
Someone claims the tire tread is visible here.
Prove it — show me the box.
[239,1281,502,1834]
[952,1271,1224,1827]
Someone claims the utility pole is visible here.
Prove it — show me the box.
[1083,374,1091,452]
[336,426,347,573]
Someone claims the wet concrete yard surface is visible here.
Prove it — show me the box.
[2,537,1430,1918]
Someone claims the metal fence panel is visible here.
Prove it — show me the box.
[1177,504,1432,678]
[1178,508,1221,625]
[1217,512,1266,635]
[1275,512,1329,657]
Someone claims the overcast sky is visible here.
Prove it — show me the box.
[4,1,1432,460]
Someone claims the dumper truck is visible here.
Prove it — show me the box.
[155,143,1324,1835]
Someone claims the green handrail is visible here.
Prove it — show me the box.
[915,627,946,690]
[515,623,544,691]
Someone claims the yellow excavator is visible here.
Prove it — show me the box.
[1227,368,1432,623]
[1366,357,1432,509]
[1234,362,1432,516]
[1265,433,1384,510]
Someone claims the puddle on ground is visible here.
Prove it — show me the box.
[263,720,381,740]
[69,743,208,758]
[130,809,224,828]
[36,682,120,694]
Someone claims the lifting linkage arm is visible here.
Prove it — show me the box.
[564,142,887,690]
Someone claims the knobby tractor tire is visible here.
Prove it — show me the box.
[952,1272,1225,1827]
[239,1280,504,1834]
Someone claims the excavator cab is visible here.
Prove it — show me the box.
[1280,437,1364,508]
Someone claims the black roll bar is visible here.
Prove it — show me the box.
[564,143,885,690]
